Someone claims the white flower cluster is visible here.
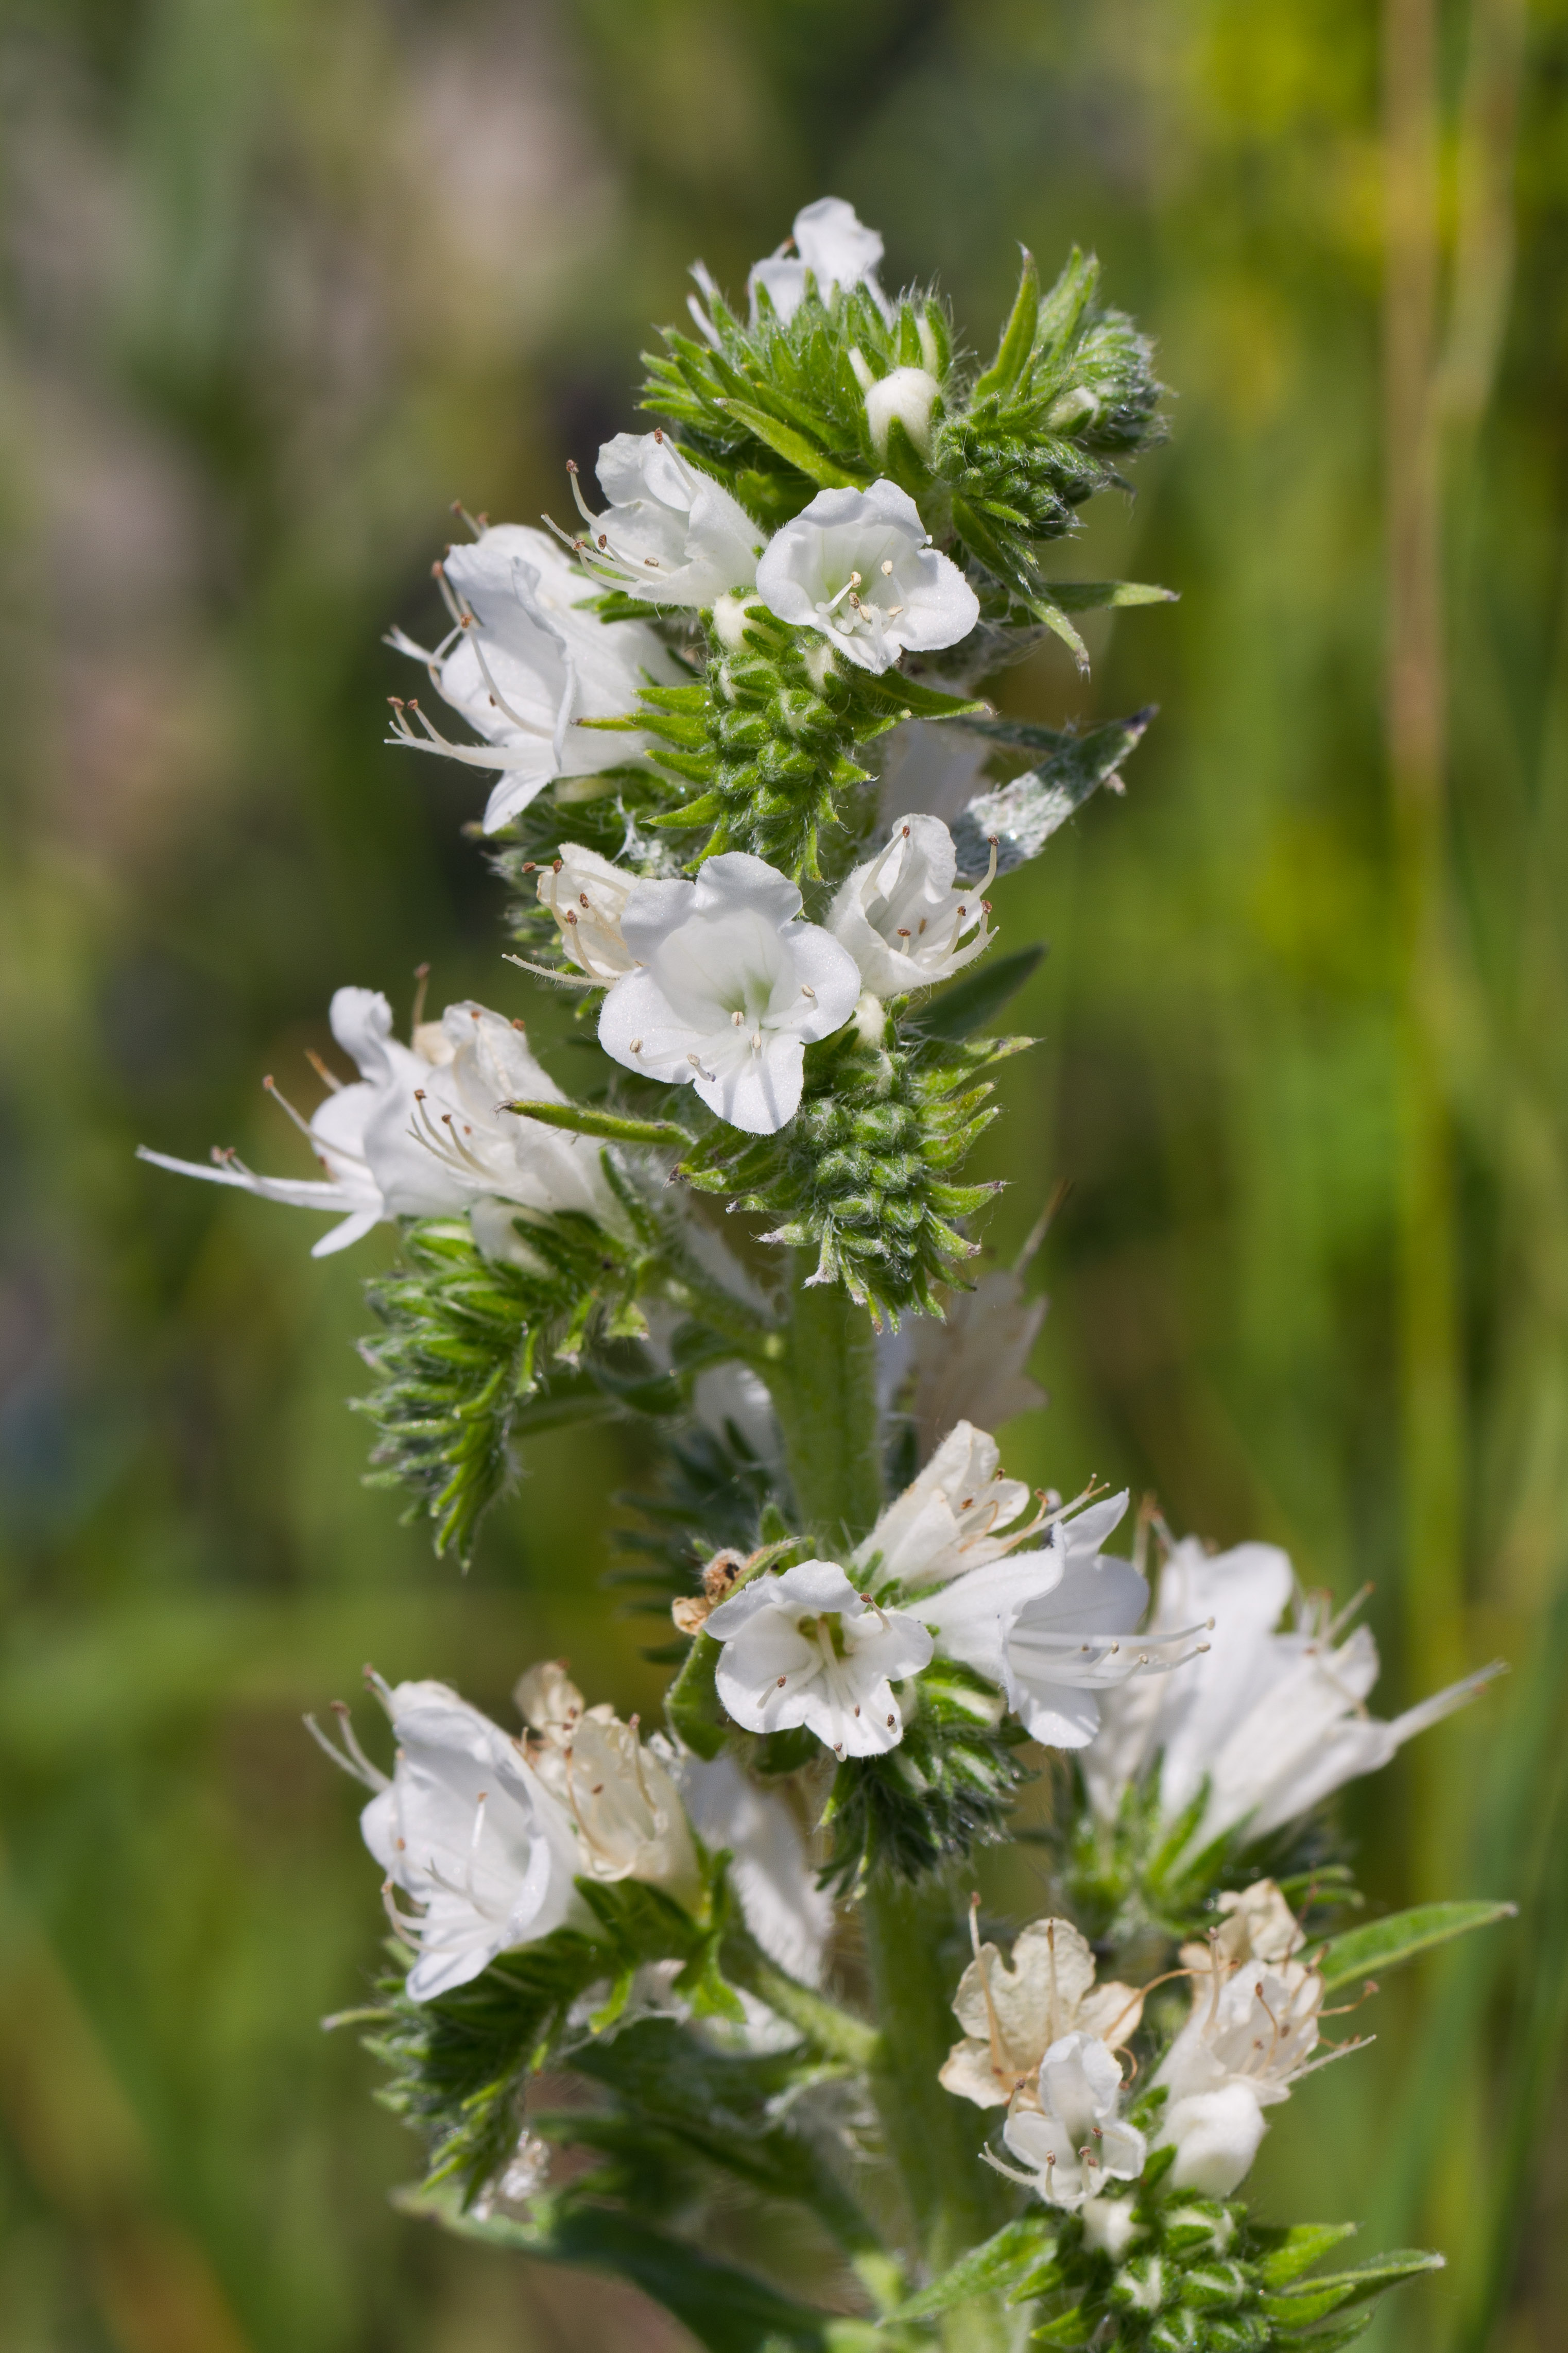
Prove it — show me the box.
[310,1662,829,2006]
[139,988,617,1259]
[694,1423,1207,1759]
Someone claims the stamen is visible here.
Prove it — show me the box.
[263,1075,318,1144]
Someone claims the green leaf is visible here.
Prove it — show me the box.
[890,2215,1056,2319]
[853,672,990,723]
[973,247,1041,400]
[1262,2249,1444,2327]
[1251,2221,1359,2288]
[666,1631,729,1759]
[411,2189,841,2351]
[1314,1900,1517,1993]
[1028,594,1090,671]
[1030,2303,1101,2346]
[500,1098,692,1148]
[913,948,1045,1042]
[714,399,863,488]
[1041,579,1177,610]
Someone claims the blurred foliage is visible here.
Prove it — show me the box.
[0,2,1564,2350]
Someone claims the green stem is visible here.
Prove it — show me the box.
[763,1257,1010,2353]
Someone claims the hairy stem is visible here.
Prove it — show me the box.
[764,1263,1010,2352]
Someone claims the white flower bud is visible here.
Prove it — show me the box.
[863,365,941,461]
[1160,2085,1269,2197]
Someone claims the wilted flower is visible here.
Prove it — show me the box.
[597,852,860,1134]
[921,1487,1207,1747]
[566,431,763,608]
[1153,1939,1334,2196]
[755,481,979,675]
[670,1747,833,1986]
[880,1263,1048,1455]
[704,1559,934,1758]
[1181,1878,1306,1984]
[996,2031,1147,2210]
[515,1663,701,1911]
[748,195,887,325]
[535,844,639,982]
[1082,1537,1504,1857]
[828,816,996,999]
[940,1913,1144,2109]
[855,1419,1037,1591]
[309,1674,588,2003]
[387,523,679,832]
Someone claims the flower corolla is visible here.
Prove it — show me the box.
[515,1663,701,1910]
[829,815,996,998]
[855,1419,1036,1592]
[535,843,639,982]
[670,1747,833,1986]
[566,432,763,608]
[997,2031,1147,2210]
[919,1482,1205,1747]
[312,1674,588,2003]
[755,481,979,676]
[387,523,679,832]
[597,852,860,1134]
[1153,1941,1331,2196]
[1082,1537,1504,1856]
[140,988,616,1257]
[748,196,887,325]
[704,1558,934,1758]
[940,1914,1144,2109]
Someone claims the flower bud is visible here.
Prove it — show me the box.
[863,365,942,461]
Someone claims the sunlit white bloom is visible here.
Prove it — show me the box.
[755,482,979,676]
[142,989,618,1259]
[1082,1537,1504,1857]
[996,2031,1147,2210]
[597,852,860,1134]
[536,843,638,981]
[855,1420,1036,1592]
[829,815,995,998]
[387,523,679,832]
[1180,1878,1306,1984]
[858,364,942,462]
[923,1490,1206,1748]
[670,1748,833,1986]
[748,196,887,325]
[704,1559,934,1758]
[1153,1948,1332,2196]
[309,1675,588,2003]
[940,1914,1144,2109]
[566,432,763,608]
[515,1663,701,1911]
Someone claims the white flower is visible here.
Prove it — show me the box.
[566,431,763,607]
[1081,1537,1504,1857]
[747,196,887,325]
[996,2031,1147,2210]
[670,1748,834,1986]
[1180,1878,1306,1983]
[1152,1947,1333,2196]
[755,481,979,676]
[857,364,942,462]
[921,1489,1207,1748]
[535,844,639,982]
[854,1420,1036,1592]
[704,1559,934,1758]
[141,990,618,1258]
[309,1675,588,2003]
[387,523,680,832]
[829,816,996,998]
[940,1914,1144,2109]
[515,1663,701,1910]
[597,852,860,1134]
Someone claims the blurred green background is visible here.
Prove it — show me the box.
[1,1,1564,2346]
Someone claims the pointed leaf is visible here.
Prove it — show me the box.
[714,399,863,488]
[1262,2249,1444,2327]
[889,2215,1056,2320]
[951,708,1154,879]
[1251,2221,1359,2288]
[1042,579,1177,611]
[855,673,990,723]
[1029,594,1090,671]
[498,1099,692,1149]
[973,248,1041,400]
[1314,1900,1517,1994]
[911,947,1046,1043]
